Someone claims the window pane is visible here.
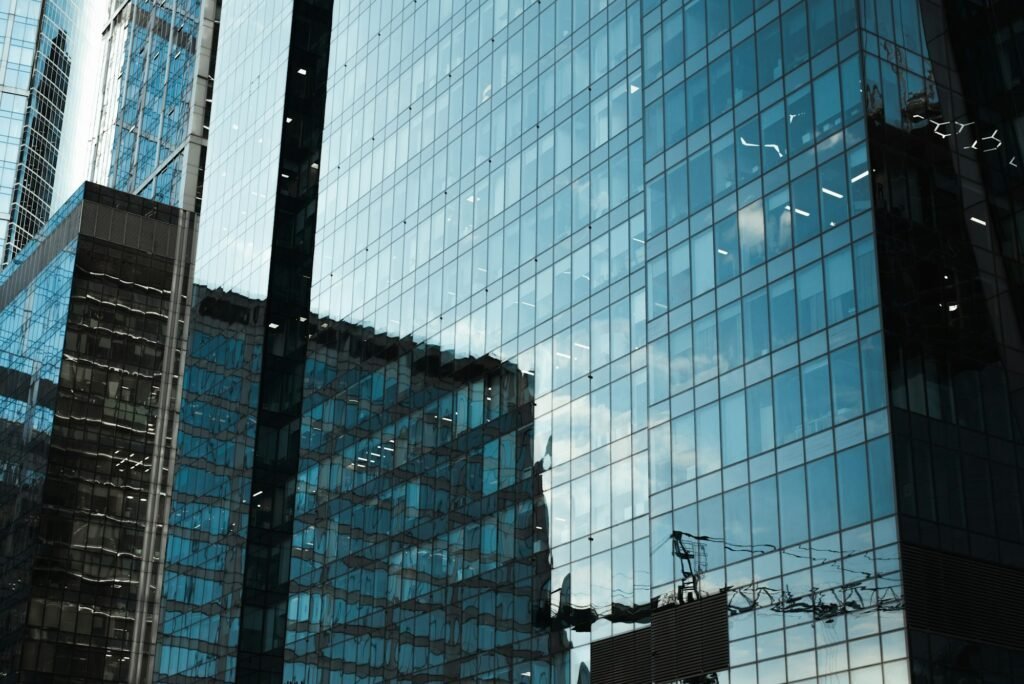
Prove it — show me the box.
[712,135,736,200]
[831,343,864,423]
[757,20,782,88]
[770,276,798,348]
[791,170,819,244]
[665,84,686,149]
[709,53,733,119]
[854,237,879,310]
[722,391,747,466]
[807,455,839,538]
[688,143,712,213]
[733,36,757,104]
[751,476,779,550]
[692,229,715,295]
[699,495,725,569]
[779,467,808,547]
[743,289,770,361]
[663,10,683,71]
[685,0,707,58]
[644,100,664,159]
[666,161,688,226]
[802,357,833,434]
[765,186,792,257]
[837,445,871,528]
[696,403,721,475]
[667,243,691,311]
[739,199,765,271]
[808,0,837,56]
[786,84,814,156]
[868,437,895,518]
[796,263,826,337]
[725,486,751,563]
[746,380,775,457]
[649,335,670,404]
[672,412,696,484]
[715,214,739,284]
[813,67,842,140]
[612,459,633,524]
[670,325,694,394]
[718,301,743,373]
[825,247,856,324]
[774,368,803,445]
[646,255,667,322]
[782,3,809,72]
[693,313,718,384]
[860,334,887,413]
[818,154,849,228]
[687,68,710,132]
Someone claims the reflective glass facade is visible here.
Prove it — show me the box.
[154,0,1024,682]
[91,0,217,212]
[2,0,100,266]
[863,1,1024,680]
[0,0,46,234]
[0,184,195,682]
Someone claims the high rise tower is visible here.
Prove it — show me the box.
[91,0,219,213]
[1,0,101,267]
[31,0,1024,681]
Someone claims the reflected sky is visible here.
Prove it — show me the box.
[48,1,103,215]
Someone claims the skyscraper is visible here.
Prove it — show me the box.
[0,0,1020,682]
[154,0,1024,682]
[91,0,219,213]
[1,0,101,266]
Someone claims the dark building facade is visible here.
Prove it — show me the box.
[0,183,195,682]
[134,0,1024,682]
[865,1,1024,680]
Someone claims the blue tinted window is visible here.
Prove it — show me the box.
[802,357,832,434]
[770,276,798,348]
[665,84,686,149]
[774,368,804,444]
[722,391,747,466]
[796,262,826,337]
[743,289,770,361]
[831,343,864,423]
[756,20,782,87]
[837,445,871,528]
[747,380,775,457]
[779,467,808,546]
[807,455,840,537]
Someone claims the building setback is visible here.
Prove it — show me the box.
[0,183,194,682]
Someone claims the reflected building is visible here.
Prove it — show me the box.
[151,0,1024,682]
[154,285,262,682]
[155,285,552,683]
[0,183,194,682]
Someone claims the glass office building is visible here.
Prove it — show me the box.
[1,0,101,266]
[91,0,218,212]
[155,0,1024,682]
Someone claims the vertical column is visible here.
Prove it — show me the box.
[236,0,333,681]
